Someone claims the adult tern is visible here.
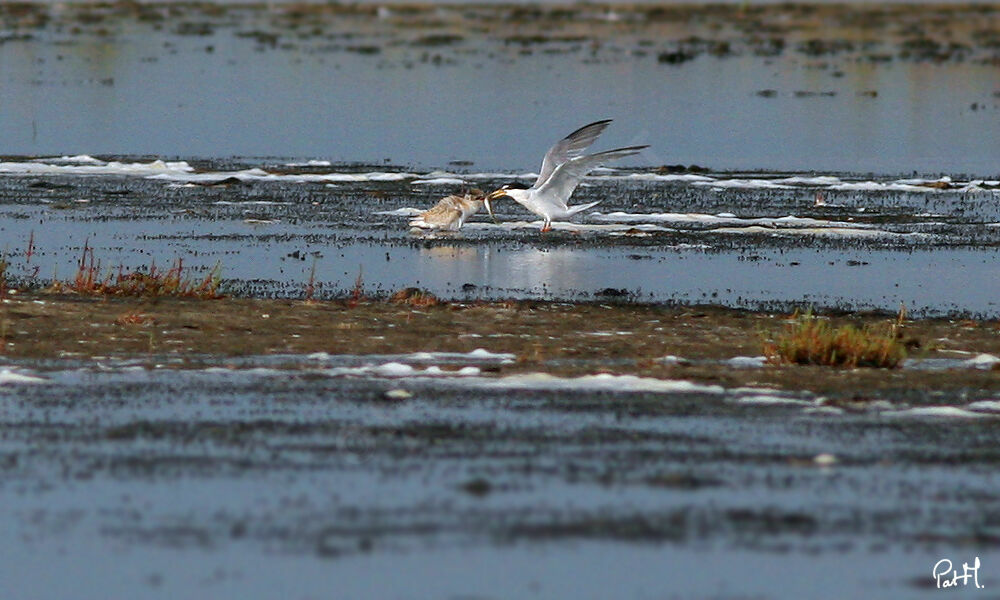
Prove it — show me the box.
[485,120,647,232]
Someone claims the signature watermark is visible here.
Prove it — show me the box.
[933,557,984,589]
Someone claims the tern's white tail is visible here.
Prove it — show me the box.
[564,200,601,217]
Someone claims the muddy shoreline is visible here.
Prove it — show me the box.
[4,292,1000,599]
[6,2,1000,67]
[3,294,998,400]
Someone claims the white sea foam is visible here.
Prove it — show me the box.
[590,211,900,237]
[613,173,716,183]
[324,362,483,378]
[0,368,48,385]
[711,225,914,238]
[691,175,980,193]
[895,176,951,186]
[0,158,194,177]
[774,176,843,186]
[729,386,792,396]
[3,158,990,198]
[213,200,290,206]
[52,154,104,164]
[412,177,467,186]
[905,354,999,372]
[0,155,431,184]
[828,181,935,192]
[467,348,516,360]
[590,212,869,229]
[882,406,993,418]
[285,160,332,167]
[375,208,424,217]
[473,372,726,394]
[692,178,796,190]
[803,406,845,415]
[726,356,767,369]
[967,400,1000,412]
[401,349,515,362]
[149,169,418,184]
[305,349,513,365]
[732,394,814,406]
[464,221,669,233]
[964,353,1000,369]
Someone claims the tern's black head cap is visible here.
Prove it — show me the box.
[502,181,531,190]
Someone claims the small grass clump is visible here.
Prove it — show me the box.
[303,256,319,303]
[764,309,906,369]
[114,312,152,326]
[48,241,224,299]
[390,287,441,308]
[346,265,367,308]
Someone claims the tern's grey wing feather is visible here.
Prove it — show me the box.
[536,145,648,209]
[535,119,613,188]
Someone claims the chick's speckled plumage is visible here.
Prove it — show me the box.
[409,189,485,231]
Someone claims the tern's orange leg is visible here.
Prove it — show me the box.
[541,222,552,233]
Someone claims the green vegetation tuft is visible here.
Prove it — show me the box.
[764,309,906,369]
[390,287,441,307]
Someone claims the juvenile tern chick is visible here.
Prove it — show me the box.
[409,188,486,231]
[485,120,648,232]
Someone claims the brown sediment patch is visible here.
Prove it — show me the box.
[1,294,998,399]
[5,3,1000,66]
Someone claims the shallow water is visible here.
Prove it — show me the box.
[1,357,998,599]
[3,3,1000,174]
[2,161,998,595]
[1,155,998,316]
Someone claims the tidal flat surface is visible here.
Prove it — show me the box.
[2,3,1000,598]
[0,155,998,316]
[1,160,999,598]
[1,320,1000,599]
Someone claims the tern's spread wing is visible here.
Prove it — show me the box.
[536,146,648,209]
[535,120,613,188]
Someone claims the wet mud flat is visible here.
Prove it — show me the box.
[0,159,998,597]
[3,295,1000,599]
[7,1,1000,64]
[3,294,1000,399]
